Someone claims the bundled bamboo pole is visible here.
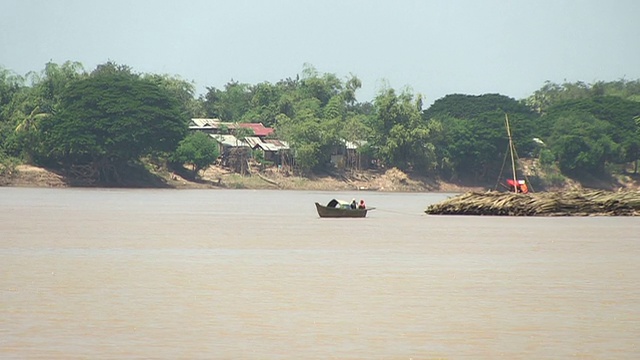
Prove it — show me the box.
[425,190,640,216]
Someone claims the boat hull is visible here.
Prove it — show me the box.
[315,202,368,218]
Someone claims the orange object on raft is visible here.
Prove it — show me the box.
[506,179,529,194]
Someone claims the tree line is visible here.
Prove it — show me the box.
[1,61,639,185]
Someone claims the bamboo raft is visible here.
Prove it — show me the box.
[425,190,640,216]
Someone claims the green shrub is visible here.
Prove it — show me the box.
[0,154,18,177]
[539,148,556,167]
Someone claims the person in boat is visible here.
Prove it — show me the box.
[350,199,357,209]
[358,199,366,209]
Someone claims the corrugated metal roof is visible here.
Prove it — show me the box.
[344,139,367,150]
[190,119,275,137]
[264,139,290,150]
[209,134,249,147]
[243,137,289,151]
[237,123,273,137]
[244,136,263,148]
[191,118,221,127]
[256,143,281,151]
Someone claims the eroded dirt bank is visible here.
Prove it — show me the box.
[2,165,484,192]
[2,164,639,193]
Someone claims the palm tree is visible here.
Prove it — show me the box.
[16,105,52,132]
[15,105,50,163]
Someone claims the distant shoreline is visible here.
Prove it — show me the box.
[2,164,639,193]
[1,165,485,193]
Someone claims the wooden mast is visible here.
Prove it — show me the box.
[505,114,518,193]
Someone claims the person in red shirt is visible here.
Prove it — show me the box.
[358,199,366,209]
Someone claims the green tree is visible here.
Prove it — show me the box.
[172,131,219,175]
[549,113,617,175]
[13,105,50,163]
[26,61,86,114]
[524,81,591,114]
[1,62,87,162]
[0,67,26,154]
[0,67,24,120]
[41,64,187,182]
[203,80,251,121]
[343,74,362,105]
[423,93,534,121]
[423,93,538,180]
[299,67,342,106]
[144,73,203,118]
[241,82,283,126]
[275,110,327,174]
[525,79,640,114]
[432,114,505,180]
[543,96,640,167]
[370,88,436,173]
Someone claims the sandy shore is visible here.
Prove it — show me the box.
[1,165,485,193]
[4,164,638,193]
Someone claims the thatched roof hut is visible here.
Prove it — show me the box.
[425,190,640,216]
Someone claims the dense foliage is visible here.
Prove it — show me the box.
[422,94,539,180]
[41,65,186,181]
[1,60,640,185]
[541,96,640,175]
[172,131,219,175]
[0,62,189,183]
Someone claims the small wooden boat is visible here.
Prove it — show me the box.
[315,199,369,218]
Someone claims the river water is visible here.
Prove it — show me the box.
[1,187,638,359]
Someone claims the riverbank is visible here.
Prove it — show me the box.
[1,164,486,192]
[2,164,639,193]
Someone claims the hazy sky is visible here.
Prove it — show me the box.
[2,0,639,104]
